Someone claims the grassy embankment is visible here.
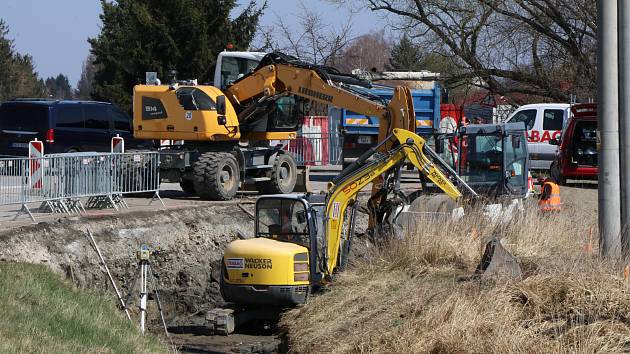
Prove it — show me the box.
[283,201,630,353]
[0,262,167,353]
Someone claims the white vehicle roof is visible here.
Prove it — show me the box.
[218,51,267,61]
[514,103,571,109]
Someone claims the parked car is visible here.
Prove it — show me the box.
[549,104,597,185]
[0,99,153,157]
[504,103,570,170]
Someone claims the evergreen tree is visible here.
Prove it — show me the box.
[89,0,265,112]
[45,74,73,99]
[389,34,423,71]
[0,19,45,101]
[76,54,97,100]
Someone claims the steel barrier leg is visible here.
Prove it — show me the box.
[13,204,35,222]
[108,195,120,211]
[148,191,165,208]
[77,199,86,214]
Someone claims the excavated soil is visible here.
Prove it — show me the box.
[0,203,277,352]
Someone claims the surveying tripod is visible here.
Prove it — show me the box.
[123,245,169,336]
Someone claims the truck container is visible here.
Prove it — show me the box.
[330,84,441,167]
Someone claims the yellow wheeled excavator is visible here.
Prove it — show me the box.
[133,52,418,201]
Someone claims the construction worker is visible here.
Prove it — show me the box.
[538,177,561,212]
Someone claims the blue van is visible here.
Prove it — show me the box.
[0,99,153,157]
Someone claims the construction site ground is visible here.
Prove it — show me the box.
[0,164,598,353]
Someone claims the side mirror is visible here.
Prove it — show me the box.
[549,138,559,146]
[216,95,227,116]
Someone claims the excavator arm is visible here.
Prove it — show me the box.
[226,53,418,228]
[225,53,416,134]
[321,128,466,276]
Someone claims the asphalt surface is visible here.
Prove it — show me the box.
[0,164,597,229]
[0,166,359,228]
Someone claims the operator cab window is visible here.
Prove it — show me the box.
[257,198,309,247]
[460,134,502,183]
[175,87,216,111]
[271,96,299,129]
[509,109,536,130]
[504,133,527,189]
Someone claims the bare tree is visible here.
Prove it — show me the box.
[332,0,597,102]
[253,2,356,66]
[333,30,391,72]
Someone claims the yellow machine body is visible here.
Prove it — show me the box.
[223,238,309,286]
[133,85,241,141]
[221,236,310,306]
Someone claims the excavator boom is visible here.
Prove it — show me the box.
[322,128,465,275]
[225,52,416,137]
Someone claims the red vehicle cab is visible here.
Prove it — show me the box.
[549,104,597,184]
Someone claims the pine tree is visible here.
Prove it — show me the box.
[0,19,45,101]
[45,74,73,99]
[76,54,97,100]
[89,0,265,112]
[389,34,423,71]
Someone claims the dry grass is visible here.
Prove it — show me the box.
[282,200,630,353]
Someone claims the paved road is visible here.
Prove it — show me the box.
[0,167,351,228]
[0,165,597,228]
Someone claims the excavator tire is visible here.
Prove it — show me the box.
[179,178,195,195]
[193,152,240,200]
[259,153,297,194]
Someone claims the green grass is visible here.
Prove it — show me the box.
[0,262,168,354]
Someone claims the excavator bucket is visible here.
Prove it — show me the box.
[475,237,522,280]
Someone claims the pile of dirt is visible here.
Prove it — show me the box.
[0,204,254,324]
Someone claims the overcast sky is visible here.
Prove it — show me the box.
[1,0,387,87]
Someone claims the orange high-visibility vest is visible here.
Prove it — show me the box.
[538,181,561,211]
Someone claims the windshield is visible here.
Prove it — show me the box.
[504,133,528,190]
[256,198,310,247]
[175,87,216,110]
[459,134,503,183]
[220,56,260,89]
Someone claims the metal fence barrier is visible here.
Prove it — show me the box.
[285,132,342,166]
[0,151,162,221]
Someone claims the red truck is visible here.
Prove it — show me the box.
[549,104,597,184]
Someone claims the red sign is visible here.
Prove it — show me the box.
[526,130,561,143]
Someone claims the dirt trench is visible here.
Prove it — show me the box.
[0,204,285,352]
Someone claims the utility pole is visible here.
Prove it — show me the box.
[599,0,621,258]
[620,0,630,256]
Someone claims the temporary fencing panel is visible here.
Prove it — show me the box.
[285,116,342,166]
[0,151,162,220]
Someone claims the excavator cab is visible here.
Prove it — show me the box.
[222,194,323,307]
[256,196,312,247]
[437,122,529,198]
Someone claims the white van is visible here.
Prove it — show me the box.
[505,103,570,170]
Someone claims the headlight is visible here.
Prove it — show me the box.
[294,263,309,272]
[294,272,309,282]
